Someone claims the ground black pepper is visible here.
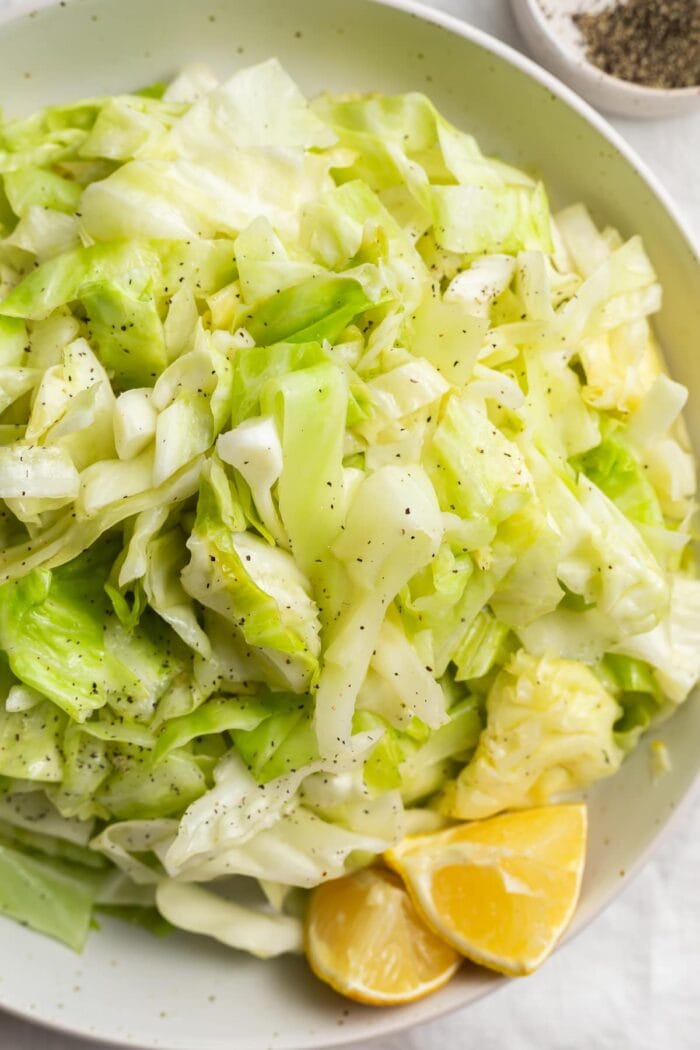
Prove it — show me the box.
[573,0,700,89]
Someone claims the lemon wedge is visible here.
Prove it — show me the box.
[385,804,587,977]
[305,867,461,1004]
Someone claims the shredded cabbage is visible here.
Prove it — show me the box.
[0,59,696,958]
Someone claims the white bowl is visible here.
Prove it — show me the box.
[511,0,700,118]
[0,1,699,1048]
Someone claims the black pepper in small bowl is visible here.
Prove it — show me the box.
[574,0,700,90]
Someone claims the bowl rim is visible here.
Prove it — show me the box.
[0,0,697,1047]
[514,0,700,101]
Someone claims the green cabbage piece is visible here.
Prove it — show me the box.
[264,361,347,576]
[600,653,663,754]
[441,651,623,819]
[574,431,664,528]
[0,543,174,721]
[96,747,209,820]
[4,166,83,216]
[231,693,317,782]
[0,840,101,951]
[238,274,375,347]
[181,458,321,692]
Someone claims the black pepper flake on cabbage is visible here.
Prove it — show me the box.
[0,57,696,958]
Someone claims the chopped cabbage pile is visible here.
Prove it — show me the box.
[0,59,697,957]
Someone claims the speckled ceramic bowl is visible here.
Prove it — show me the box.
[511,0,700,118]
[0,1,698,1048]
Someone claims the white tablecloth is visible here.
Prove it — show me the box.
[1,2,698,1048]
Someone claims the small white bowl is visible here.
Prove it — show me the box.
[511,0,700,118]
